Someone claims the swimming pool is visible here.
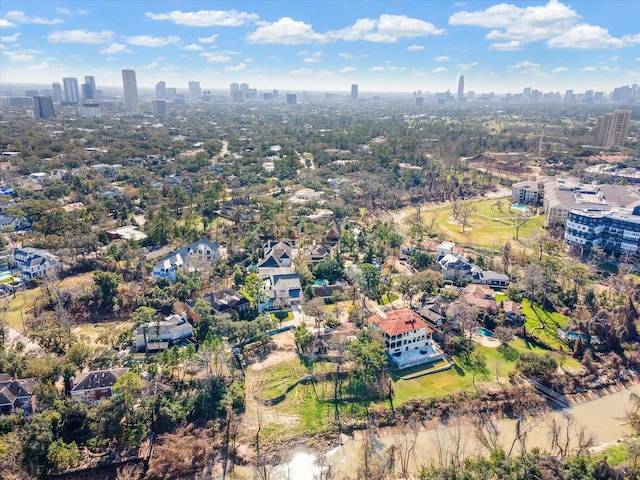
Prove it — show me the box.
[0,271,12,282]
[476,327,495,338]
[511,204,529,212]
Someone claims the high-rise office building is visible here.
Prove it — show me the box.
[33,96,55,119]
[457,75,465,100]
[156,81,166,98]
[83,75,96,100]
[286,94,297,105]
[122,69,139,113]
[188,81,202,99]
[595,110,631,148]
[151,99,168,116]
[62,77,80,104]
[351,84,358,100]
[52,83,62,102]
[230,82,242,103]
[80,103,101,118]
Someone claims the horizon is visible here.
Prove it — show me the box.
[1,1,639,94]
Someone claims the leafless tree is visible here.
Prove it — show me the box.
[510,213,529,241]
[472,412,502,453]
[459,202,477,233]
[395,418,419,478]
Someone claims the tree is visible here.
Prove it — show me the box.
[147,205,174,246]
[93,271,121,312]
[516,352,558,382]
[168,186,187,217]
[243,273,265,312]
[510,213,529,241]
[358,263,381,302]
[459,201,477,233]
[47,440,81,473]
[294,323,313,354]
[347,329,388,398]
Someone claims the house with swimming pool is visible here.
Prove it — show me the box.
[369,308,444,370]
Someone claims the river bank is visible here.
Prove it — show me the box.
[223,379,640,480]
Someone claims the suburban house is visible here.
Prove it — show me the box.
[471,270,510,288]
[257,241,302,310]
[134,313,193,352]
[152,237,220,282]
[189,288,250,317]
[70,368,128,406]
[463,284,498,314]
[437,253,474,281]
[0,374,40,414]
[369,309,444,370]
[299,244,331,264]
[0,215,30,231]
[10,247,59,281]
[502,299,523,324]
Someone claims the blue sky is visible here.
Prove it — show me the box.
[1,0,638,94]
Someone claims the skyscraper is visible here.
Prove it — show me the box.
[351,84,358,100]
[122,69,139,113]
[595,110,631,148]
[457,75,465,101]
[156,81,166,98]
[286,94,297,105]
[62,77,80,104]
[230,82,242,103]
[151,99,168,116]
[33,96,55,119]
[188,81,202,99]
[52,83,62,102]
[82,75,96,100]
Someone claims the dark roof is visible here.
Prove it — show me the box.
[0,386,15,405]
[10,378,40,396]
[204,288,249,313]
[71,368,128,392]
[0,373,12,384]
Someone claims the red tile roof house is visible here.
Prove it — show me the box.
[369,309,444,370]
[463,284,498,314]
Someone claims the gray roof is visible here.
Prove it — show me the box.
[71,368,128,392]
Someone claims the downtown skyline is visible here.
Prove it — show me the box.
[0,0,639,94]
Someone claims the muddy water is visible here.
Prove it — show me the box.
[224,383,640,479]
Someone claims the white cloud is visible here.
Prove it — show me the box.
[450,1,640,51]
[303,57,320,63]
[0,19,16,28]
[552,66,568,73]
[145,9,259,27]
[340,66,356,73]
[48,30,113,44]
[407,44,424,51]
[4,10,62,25]
[610,56,620,61]
[581,66,597,72]
[291,68,314,75]
[449,1,577,44]
[3,51,33,62]
[457,62,478,71]
[318,69,336,77]
[432,66,448,73]
[100,43,132,54]
[142,61,159,70]
[433,55,450,62]
[510,60,540,69]
[124,35,180,47]
[368,66,385,71]
[201,52,232,63]
[198,34,219,44]
[224,63,246,72]
[489,41,522,51]
[56,8,86,15]
[27,61,49,70]
[329,14,444,43]
[184,43,204,51]
[548,25,640,49]
[338,52,354,59]
[0,33,19,42]
[246,17,326,44]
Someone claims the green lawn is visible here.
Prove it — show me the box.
[424,198,545,249]
[521,299,572,351]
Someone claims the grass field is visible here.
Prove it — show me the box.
[424,198,545,249]
[521,299,572,351]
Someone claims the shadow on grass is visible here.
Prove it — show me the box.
[453,362,466,377]
[499,345,519,361]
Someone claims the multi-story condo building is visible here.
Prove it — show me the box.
[596,110,631,148]
[564,205,640,257]
[32,96,55,119]
[62,77,80,104]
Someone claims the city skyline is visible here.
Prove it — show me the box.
[0,1,639,93]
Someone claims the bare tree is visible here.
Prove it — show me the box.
[472,412,502,453]
[459,202,477,233]
[395,419,419,479]
[426,211,438,237]
[510,213,529,241]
